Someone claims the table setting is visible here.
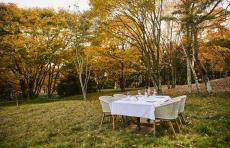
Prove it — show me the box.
[110,89,172,120]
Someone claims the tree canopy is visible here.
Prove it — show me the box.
[0,1,229,99]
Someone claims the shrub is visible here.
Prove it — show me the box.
[57,74,81,97]
[57,74,97,97]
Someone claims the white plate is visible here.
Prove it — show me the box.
[143,98,158,102]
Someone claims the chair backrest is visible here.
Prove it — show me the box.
[155,100,181,120]
[113,94,127,98]
[99,96,114,113]
[135,95,144,98]
[112,96,123,101]
[172,95,187,113]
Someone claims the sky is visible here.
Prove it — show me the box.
[1,0,90,12]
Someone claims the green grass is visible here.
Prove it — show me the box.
[0,91,230,147]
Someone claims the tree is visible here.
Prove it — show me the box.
[202,26,230,78]
[161,18,178,88]
[90,0,165,92]
[0,4,70,99]
[65,11,92,99]
[174,0,229,94]
[57,73,82,97]
[90,27,143,91]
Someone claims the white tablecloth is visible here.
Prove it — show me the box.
[110,96,171,120]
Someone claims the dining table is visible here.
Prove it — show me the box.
[110,95,171,130]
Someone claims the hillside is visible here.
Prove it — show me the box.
[162,77,230,96]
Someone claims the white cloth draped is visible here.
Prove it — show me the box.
[110,96,171,120]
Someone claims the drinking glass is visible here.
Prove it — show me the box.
[127,91,130,97]
[137,90,141,95]
[153,89,157,96]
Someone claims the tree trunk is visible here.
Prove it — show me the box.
[19,79,28,99]
[120,79,125,92]
[47,64,60,99]
[156,1,163,94]
[204,74,212,94]
[167,67,170,89]
[193,28,212,94]
[28,79,35,99]
[79,75,87,100]
[120,61,125,92]
[186,57,192,93]
[190,59,200,94]
[157,29,162,93]
[81,87,87,100]
[47,66,53,99]
[171,53,176,88]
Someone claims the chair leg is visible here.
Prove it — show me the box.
[153,120,156,136]
[147,119,151,124]
[109,115,112,122]
[121,115,126,123]
[178,116,183,127]
[112,115,115,129]
[168,121,176,138]
[175,119,180,133]
[180,114,186,125]
[100,113,105,126]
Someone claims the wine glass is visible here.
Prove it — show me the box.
[127,91,130,97]
[137,90,141,95]
[153,89,157,96]
[144,89,148,97]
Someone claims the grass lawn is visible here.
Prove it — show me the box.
[0,91,230,147]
